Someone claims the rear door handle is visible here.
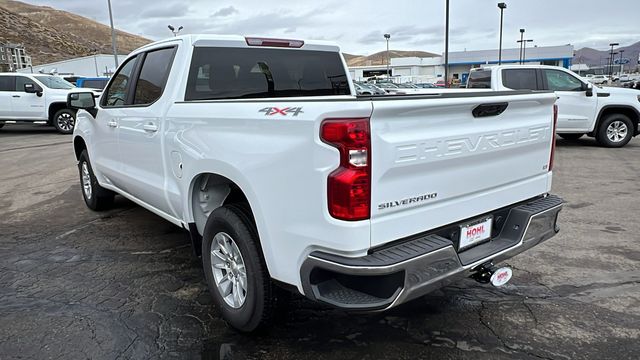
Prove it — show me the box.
[143,123,158,132]
[107,121,118,128]
[12,95,20,98]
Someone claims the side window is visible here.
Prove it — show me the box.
[0,76,15,91]
[502,69,538,90]
[103,55,138,107]
[544,70,583,91]
[15,76,32,92]
[133,47,176,105]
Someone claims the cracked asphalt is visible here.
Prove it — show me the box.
[1,124,639,360]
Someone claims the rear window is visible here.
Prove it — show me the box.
[185,47,350,100]
[467,70,492,88]
[80,79,108,89]
[502,69,538,90]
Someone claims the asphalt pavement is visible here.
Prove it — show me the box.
[0,124,639,359]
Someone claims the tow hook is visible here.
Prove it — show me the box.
[472,262,513,287]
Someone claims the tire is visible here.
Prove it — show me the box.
[52,109,77,134]
[0,123,4,129]
[596,114,634,148]
[78,150,115,210]
[558,133,584,140]
[202,204,274,332]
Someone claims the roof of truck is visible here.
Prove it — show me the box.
[133,34,341,54]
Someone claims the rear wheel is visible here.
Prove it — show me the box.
[78,150,115,210]
[596,114,633,148]
[52,109,76,134]
[558,133,584,140]
[202,205,274,332]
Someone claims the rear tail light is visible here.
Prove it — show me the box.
[245,37,304,48]
[321,118,371,221]
[549,104,558,171]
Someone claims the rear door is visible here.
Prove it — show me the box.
[116,46,177,214]
[542,69,596,132]
[368,92,556,246]
[0,75,15,118]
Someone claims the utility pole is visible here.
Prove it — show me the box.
[608,43,618,77]
[107,0,119,69]
[519,39,533,63]
[619,49,625,74]
[497,3,507,65]
[444,0,450,87]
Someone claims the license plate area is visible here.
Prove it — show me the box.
[459,216,493,250]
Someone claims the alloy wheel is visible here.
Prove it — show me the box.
[210,232,248,308]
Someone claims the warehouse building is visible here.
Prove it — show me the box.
[350,44,574,84]
[16,54,127,77]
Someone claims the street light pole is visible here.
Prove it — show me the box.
[384,33,390,78]
[518,28,525,64]
[444,0,450,88]
[608,42,619,77]
[497,3,507,65]
[107,0,119,69]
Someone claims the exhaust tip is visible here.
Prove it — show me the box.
[490,267,512,287]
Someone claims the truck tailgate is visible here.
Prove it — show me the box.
[369,92,557,247]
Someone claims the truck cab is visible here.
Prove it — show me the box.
[468,65,640,147]
[0,73,80,134]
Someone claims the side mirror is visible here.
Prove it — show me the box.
[24,83,43,97]
[68,92,96,110]
[584,82,593,97]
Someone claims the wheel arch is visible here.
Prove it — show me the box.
[73,136,87,161]
[48,102,73,122]
[594,105,639,136]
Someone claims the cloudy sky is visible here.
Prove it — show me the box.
[30,0,640,55]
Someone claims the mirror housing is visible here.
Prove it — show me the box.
[67,92,98,117]
[24,83,43,97]
[68,92,96,110]
[584,82,593,97]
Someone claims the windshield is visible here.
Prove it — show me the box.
[33,76,75,89]
[378,82,398,88]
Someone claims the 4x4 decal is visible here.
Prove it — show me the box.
[259,107,304,116]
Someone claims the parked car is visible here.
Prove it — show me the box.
[434,80,446,87]
[69,34,563,332]
[588,75,609,85]
[374,82,407,94]
[468,65,640,147]
[415,83,437,88]
[76,77,110,91]
[0,73,81,133]
[354,81,386,95]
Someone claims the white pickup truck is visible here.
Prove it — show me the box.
[467,65,640,147]
[0,73,81,134]
[68,35,563,332]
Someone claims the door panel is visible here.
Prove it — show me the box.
[10,76,46,119]
[0,76,15,118]
[92,55,140,188]
[116,47,176,215]
[543,69,597,132]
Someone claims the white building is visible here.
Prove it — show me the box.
[16,54,127,77]
[349,45,574,84]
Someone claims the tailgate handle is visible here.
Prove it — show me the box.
[472,103,508,118]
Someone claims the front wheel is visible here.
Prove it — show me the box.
[78,150,115,210]
[52,109,77,134]
[202,205,274,332]
[558,133,584,141]
[596,114,633,148]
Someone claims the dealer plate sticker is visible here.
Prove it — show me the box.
[459,217,492,249]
